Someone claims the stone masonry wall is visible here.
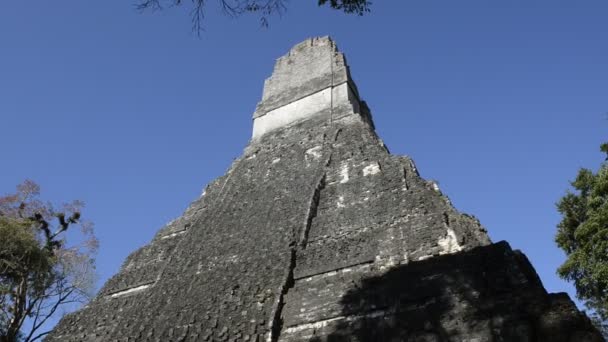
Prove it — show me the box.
[48,37,603,342]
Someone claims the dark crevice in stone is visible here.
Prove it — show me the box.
[443,212,450,227]
[332,128,343,142]
[300,174,326,249]
[300,127,340,249]
[269,248,297,342]
[273,129,338,342]
[401,166,410,191]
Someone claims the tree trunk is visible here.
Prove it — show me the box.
[5,278,27,342]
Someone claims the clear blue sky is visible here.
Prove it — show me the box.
[1,0,607,322]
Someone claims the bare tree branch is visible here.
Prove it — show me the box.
[134,0,370,33]
[24,288,75,342]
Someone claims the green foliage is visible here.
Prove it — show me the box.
[0,217,54,294]
[0,181,97,342]
[318,0,371,15]
[556,142,608,327]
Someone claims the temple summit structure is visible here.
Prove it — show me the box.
[49,37,603,342]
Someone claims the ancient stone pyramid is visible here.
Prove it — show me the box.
[49,37,603,342]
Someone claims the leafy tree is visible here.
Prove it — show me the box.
[136,0,372,32]
[556,142,608,336]
[0,181,97,342]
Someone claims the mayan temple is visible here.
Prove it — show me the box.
[49,37,603,341]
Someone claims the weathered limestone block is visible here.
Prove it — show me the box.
[254,36,358,117]
[252,36,367,140]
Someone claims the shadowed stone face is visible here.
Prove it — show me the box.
[48,37,603,342]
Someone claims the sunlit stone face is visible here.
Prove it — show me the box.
[250,36,362,140]
[252,83,360,140]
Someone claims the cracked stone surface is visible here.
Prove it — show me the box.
[48,36,603,342]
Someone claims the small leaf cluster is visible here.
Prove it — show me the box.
[318,0,371,15]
